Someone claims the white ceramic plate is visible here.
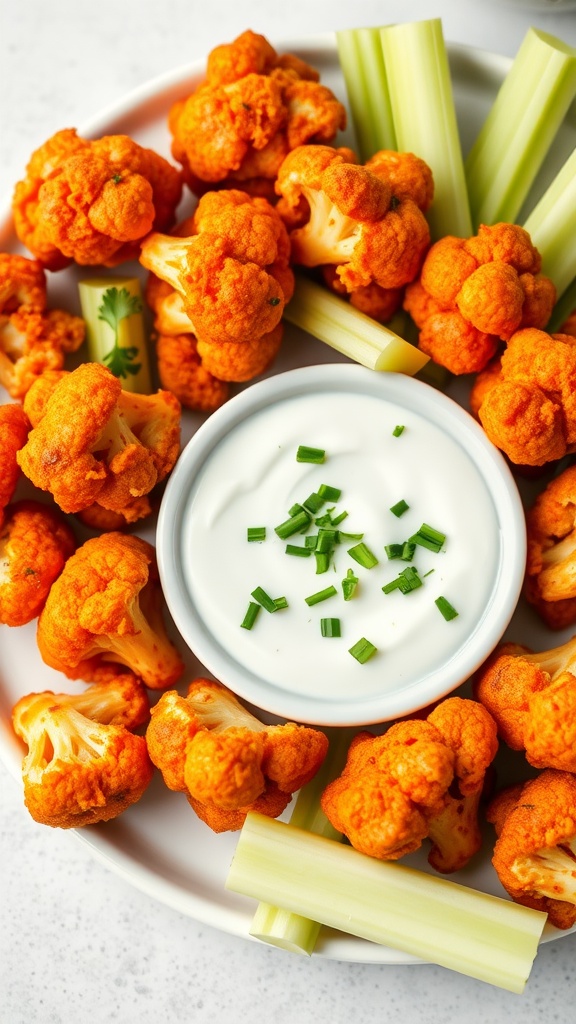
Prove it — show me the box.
[1,35,575,964]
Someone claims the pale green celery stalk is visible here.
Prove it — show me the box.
[379,18,472,240]
[284,276,429,375]
[466,29,576,230]
[227,814,547,993]
[336,28,396,161]
[78,277,152,393]
[548,276,576,332]
[250,727,354,954]
[523,145,576,298]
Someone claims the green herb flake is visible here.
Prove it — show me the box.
[247,527,266,542]
[251,587,280,613]
[305,585,338,607]
[392,424,405,437]
[390,499,409,518]
[296,445,326,464]
[241,602,261,630]
[347,541,378,569]
[349,638,377,663]
[435,596,459,621]
[342,568,358,601]
[321,617,341,638]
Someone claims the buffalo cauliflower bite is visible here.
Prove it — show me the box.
[524,464,576,628]
[0,253,85,399]
[0,403,29,526]
[404,224,556,375]
[487,770,576,930]
[36,532,184,689]
[275,145,431,293]
[146,677,329,832]
[12,671,153,828]
[474,636,576,772]
[0,500,76,627]
[475,328,576,466]
[321,265,404,324]
[139,189,293,382]
[320,697,498,872]
[12,129,182,269]
[17,363,181,520]
[168,30,346,197]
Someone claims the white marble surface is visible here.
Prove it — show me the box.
[2,2,576,1021]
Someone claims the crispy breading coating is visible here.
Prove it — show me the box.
[524,464,576,628]
[0,403,29,526]
[0,500,76,626]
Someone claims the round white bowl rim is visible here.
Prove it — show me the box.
[157,364,526,725]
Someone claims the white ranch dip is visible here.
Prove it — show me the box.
[180,388,501,706]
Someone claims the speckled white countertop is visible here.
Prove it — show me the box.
[2,1,576,1021]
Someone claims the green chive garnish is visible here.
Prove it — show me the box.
[347,541,378,568]
[315,551,331,574]
[302,492,325,514]
[321,617,341,637]
[392,425,405,437]
[316,527,338,553]
[274,509,311,539]
[385,543,404,560]
[251,587,280,612]
[401,541,416,561]
[411,523,446,552]
[273,596,289,610]
[247,526,266,542]
[285,543,312,557]
[241,602,261,629]
[435,596,459,620]
[305,585,338,606]
[342,568,358,601]
[349,638,377,663]
[390,499,409,518]
[382,566,423,595]
[305,534,318,549]
[330,510,348,526]
[296,445,326,464]
[318,484,341,501]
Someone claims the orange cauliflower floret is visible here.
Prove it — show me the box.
[524,463,576,629]
[0,500,76,626]
[474,636,576,772]
[12,670,153,828]
[140,190,293,382]
[404,223,556,375]
[17,363,180,520]
[321,697,498,872]
[146,677,329,832]
[168,30,346,198]
[474,328,576,466]
[275,145,431,293]
[36,532,184,689]
[321,264,404,325]
[0,402,29,526]
[487,770,576,930]
[0,253,85,399]
[12,129,182,270]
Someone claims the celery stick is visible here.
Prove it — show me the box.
[250,727,354,954]
[523,145,576,298]
[379,19,472,240]
[284,276,429,375]
[465,28,576,230]
[79,277,152,393]
[227,813,547,993]
[336,28,396,162]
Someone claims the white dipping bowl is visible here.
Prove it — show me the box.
[157,364,526,726]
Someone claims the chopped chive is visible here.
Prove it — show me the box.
[318,484,341,501]
[285,543,312,557]
[251,587,280,612]
[289,502,305,516]
[241,601,261,629]
[382,576,404,594]
[273,596,289,610]
[390,499,409,518]
[339,531,364,542]
[321,617,341,637]
[401,541,416,561]
[247,526,266,542]
[342,567,359,601]
[305,534,318,549]
[330,510,348,526]
[305,585,338,606]
[382,566,423,595]
[302,492,326,514]
[315,551,331,574]
[385,543,404,560]
[392,424,405,437]
[435,596,459,621]
[423,568,435,578]
[315,511,334,527]
[316,527,338,553]
[347,541,378,568]
[296,445,326,464]
[410,523,446,552]
[349,638,377,663]
[274,509,311,539]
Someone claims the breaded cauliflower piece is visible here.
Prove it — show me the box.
[0,403,29,526]
[404,224,556,375]
[36,532,184,689]
[0,252,85,399]
[487,770,576,930]
[321,265,403,324]
[146,677,329,831]
[475,328,576,466]
[0,499,76,626]
[12,671,153,828]
[17,363,181,520]
[275,145,431,292]
[140,189,293,382]
[321,697,498,872]
[168,30,346,197]
[524,463,576,628]
[12,129,182,269]
[475,637,576,772]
